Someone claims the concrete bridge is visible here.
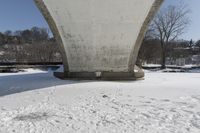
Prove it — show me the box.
[34,0,163,80]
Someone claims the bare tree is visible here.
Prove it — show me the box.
[151,3,190,69]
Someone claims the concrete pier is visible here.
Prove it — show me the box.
[34,0,163,80]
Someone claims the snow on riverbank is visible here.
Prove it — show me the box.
[0,70,200,132]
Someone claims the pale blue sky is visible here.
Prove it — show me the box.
[0,0,48,32]
[161,0,200,41]
[0,0,199,40]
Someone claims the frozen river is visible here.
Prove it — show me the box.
[0,69,200,133]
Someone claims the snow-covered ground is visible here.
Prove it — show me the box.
[0,69,200,133]
[143,64,200,68]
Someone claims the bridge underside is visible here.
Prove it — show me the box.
[34,0,163,80]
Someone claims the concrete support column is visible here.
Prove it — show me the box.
[35,0,163,80]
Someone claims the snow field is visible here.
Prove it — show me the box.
[0,69,200,132]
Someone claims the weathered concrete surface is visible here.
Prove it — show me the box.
[34,0,163,79]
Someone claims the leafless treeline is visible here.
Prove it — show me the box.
[0,27,62,63]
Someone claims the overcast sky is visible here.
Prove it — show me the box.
[0,0,199,41]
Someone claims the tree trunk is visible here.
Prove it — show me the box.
[161,51,166,69]
[161,42,166,69]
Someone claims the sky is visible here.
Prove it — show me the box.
[161,0,200,41]
[0,0,49,32]
[0,0,199,41]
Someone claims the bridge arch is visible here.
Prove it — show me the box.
[34,0,163,80]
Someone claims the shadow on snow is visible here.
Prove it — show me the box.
[0,72,87,97]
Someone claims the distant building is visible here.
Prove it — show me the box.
[176,58,185,66]
[192,55,200,65]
